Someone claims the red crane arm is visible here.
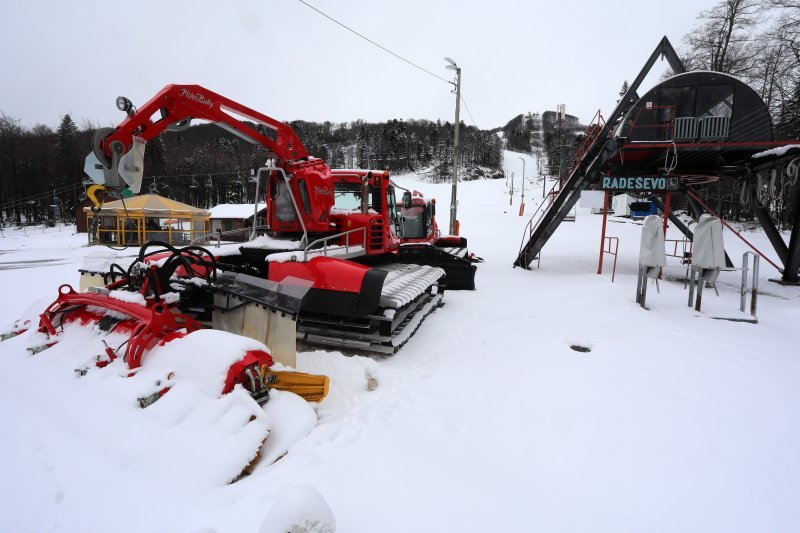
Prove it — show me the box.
[97,84,308,163]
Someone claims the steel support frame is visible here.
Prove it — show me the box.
[781,185,800,282]
[597,190,610,274]
[649,195,693,240]
[748,185,789,266]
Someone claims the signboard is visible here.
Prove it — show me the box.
[579,190,606,209]
[600,176,679,191]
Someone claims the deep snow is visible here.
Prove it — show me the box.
[1,150,799,532]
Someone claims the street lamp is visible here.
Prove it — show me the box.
[557,103,566,189]
[445,57,461,236]
[540,155,546,199]
[518,156,526,216]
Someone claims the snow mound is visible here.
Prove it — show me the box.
[258,485,336,533]
[1,296,50,337]
[260,389,318,465]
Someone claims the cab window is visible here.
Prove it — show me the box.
[297,179,311,215]
[400,205,426,238]
[387,186,398,224]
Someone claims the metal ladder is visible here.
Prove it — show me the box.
[514,113,618,268]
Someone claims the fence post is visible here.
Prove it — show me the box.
[597,190,610,274]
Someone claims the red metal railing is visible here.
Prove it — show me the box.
[627,105,676,142]
[517,111,609,258]
[665,238,692,263]
[600,236,619,282]
[562,110,608,189]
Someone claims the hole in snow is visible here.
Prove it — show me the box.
[570,344,591,353]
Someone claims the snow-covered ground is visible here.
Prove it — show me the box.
[1,150,799,532]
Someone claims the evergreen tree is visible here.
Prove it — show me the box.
[55,114,79,188]
[356,124,369,168]
[617,80,629,104]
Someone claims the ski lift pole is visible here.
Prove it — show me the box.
[518,156,526,216]
[445,57,461,235]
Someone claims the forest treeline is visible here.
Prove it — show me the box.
[0,112,503,224]
[1,0,797,226]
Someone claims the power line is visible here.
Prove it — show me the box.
[296,0,451,85]
[460,94,478,128]
[295,0,486,132]
[142,169,248,180]
[0,182,84,211]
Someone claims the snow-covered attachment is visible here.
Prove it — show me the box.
[13,241,330,409]
[33,284,291,407]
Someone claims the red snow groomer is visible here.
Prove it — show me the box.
[84,84,480,353]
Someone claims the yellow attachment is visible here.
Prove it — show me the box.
[260,367,329,404]
[87,184,107,209]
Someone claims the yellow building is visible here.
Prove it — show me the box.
[85,194,210,247]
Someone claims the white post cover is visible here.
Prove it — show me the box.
[639,215,666,274]
[692,214,726,269]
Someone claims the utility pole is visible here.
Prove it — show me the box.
[445,57,461,235]
[557,104,566,189]
[518,156,526,216]
[539,152,546,199]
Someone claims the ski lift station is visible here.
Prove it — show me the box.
[516,37,800,288]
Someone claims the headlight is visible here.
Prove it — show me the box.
[116,96,133,114]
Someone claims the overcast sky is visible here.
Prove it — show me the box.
[0,0,717,131]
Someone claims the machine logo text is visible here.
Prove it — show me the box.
[179,88,214,109]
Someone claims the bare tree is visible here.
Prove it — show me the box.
[682,0,763,77]
[753,29,795,116]
[766,1,800,138]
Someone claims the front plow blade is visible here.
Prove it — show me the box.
[262,369,329,403]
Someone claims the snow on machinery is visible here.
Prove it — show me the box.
[3,241,329,407]
[0,242,329,483]
[83,84,480,353]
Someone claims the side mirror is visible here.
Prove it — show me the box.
[429,200,436,217]
[402,191,412,209]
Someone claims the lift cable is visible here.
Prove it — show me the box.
[0,182,84,211]
[296,0,451,85]
[296,0,483,129]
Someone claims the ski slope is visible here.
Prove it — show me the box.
[1,150,799,532]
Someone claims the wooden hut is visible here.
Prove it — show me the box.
[85,194,210,246]
[209,203,266,241]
